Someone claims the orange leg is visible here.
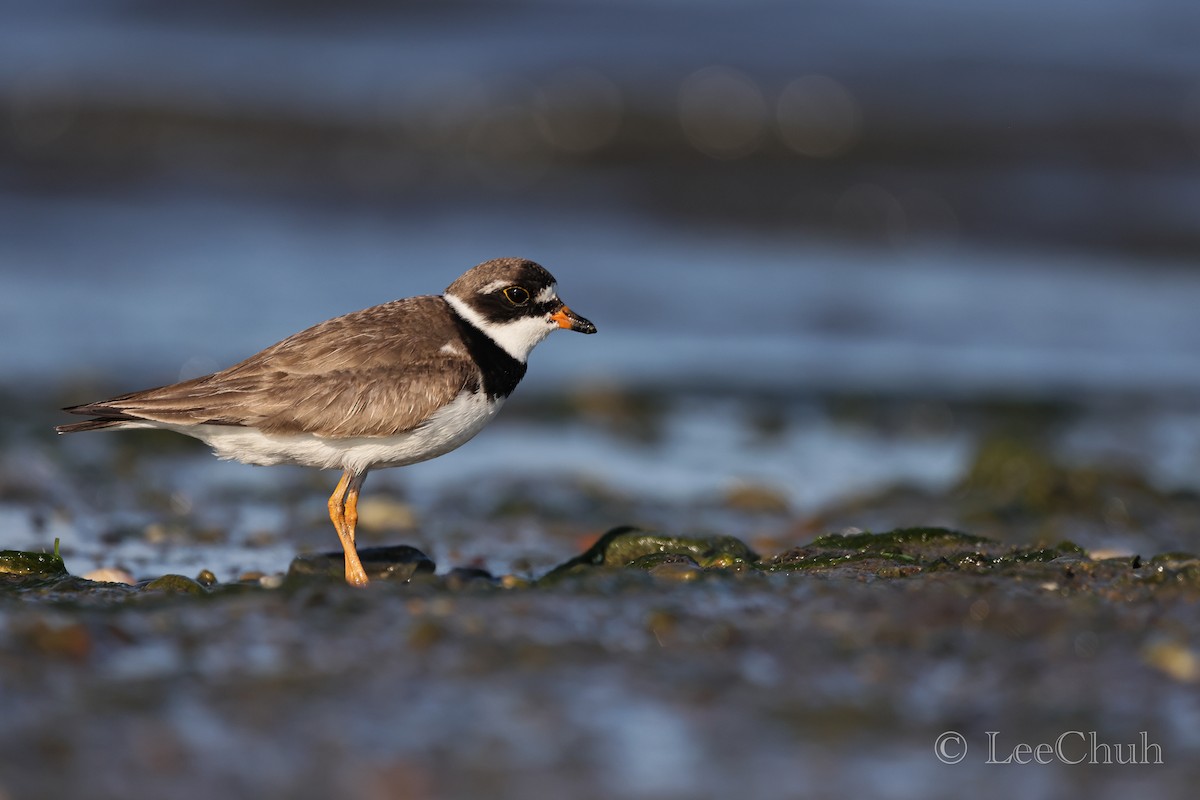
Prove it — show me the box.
[328,469,369,587]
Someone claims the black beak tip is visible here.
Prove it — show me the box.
[555,306,597,334]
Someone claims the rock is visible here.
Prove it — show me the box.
[443,567,498,590]
[540,526,758,582]
[767,526,992,573]
[195,569,218,586]
[0,547,68,579]
[763,527,1108,579]
[287,545,435,583]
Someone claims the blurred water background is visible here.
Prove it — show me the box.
[3,3,1200,799]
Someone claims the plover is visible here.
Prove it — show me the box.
[57,257,597,586]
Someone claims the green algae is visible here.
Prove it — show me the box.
[810,527,990,550]
[2,523,1196,603]
[765,527,986,573]
[1003,541,1086,562]
[539,526,758,583]
[1148,552,1200,567]
[0,543,68,579]
[1133,559,1200,589]
[764,527,1102,579]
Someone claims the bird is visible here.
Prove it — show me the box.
[57,257,597,586]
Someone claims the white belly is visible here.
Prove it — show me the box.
[165,391,504,473]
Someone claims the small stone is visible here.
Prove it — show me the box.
[83,568,136,585]
[1143,640,1199,683]
[356,497,417,532]
[141,574,205,595]
[723,482,790,514]
[258,573,285,589]
[244,531,279,548]
[143,523,169,544]
[408,619,445,650]
[192,527,228,545]
[1087,548,1134,561]
[195,569,218,586]
[648,556,700,582]
[444,567,498,590]
[24,620,91,660]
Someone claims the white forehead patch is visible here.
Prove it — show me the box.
[536,284,558,304]
[480,279,511,295]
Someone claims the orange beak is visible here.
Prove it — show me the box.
[550,305,597,334]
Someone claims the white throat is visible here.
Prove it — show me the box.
[444,293,556,363]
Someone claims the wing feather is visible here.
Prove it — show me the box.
[61,296,482,438]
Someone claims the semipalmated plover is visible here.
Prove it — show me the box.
[57,257,597,586]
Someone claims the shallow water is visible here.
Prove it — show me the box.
[3,387,1198,582]
[5,186,1200,398]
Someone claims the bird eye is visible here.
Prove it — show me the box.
[503,286,530,306]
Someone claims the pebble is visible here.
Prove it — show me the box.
[259,573,285,589]
[141,574,206,594]
[1142,640,1199,683]
[648,560,702,582]
[82,568,136,586]
[1088,548,1135,561]
[443,567,498,590]
[500,574,531,590]
[356,497,418,531]
[723,482,790,513]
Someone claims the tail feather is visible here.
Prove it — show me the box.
[56,403,142,435]
[56,418,129,434]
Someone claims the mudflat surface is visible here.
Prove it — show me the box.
[2,391,1198,800]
